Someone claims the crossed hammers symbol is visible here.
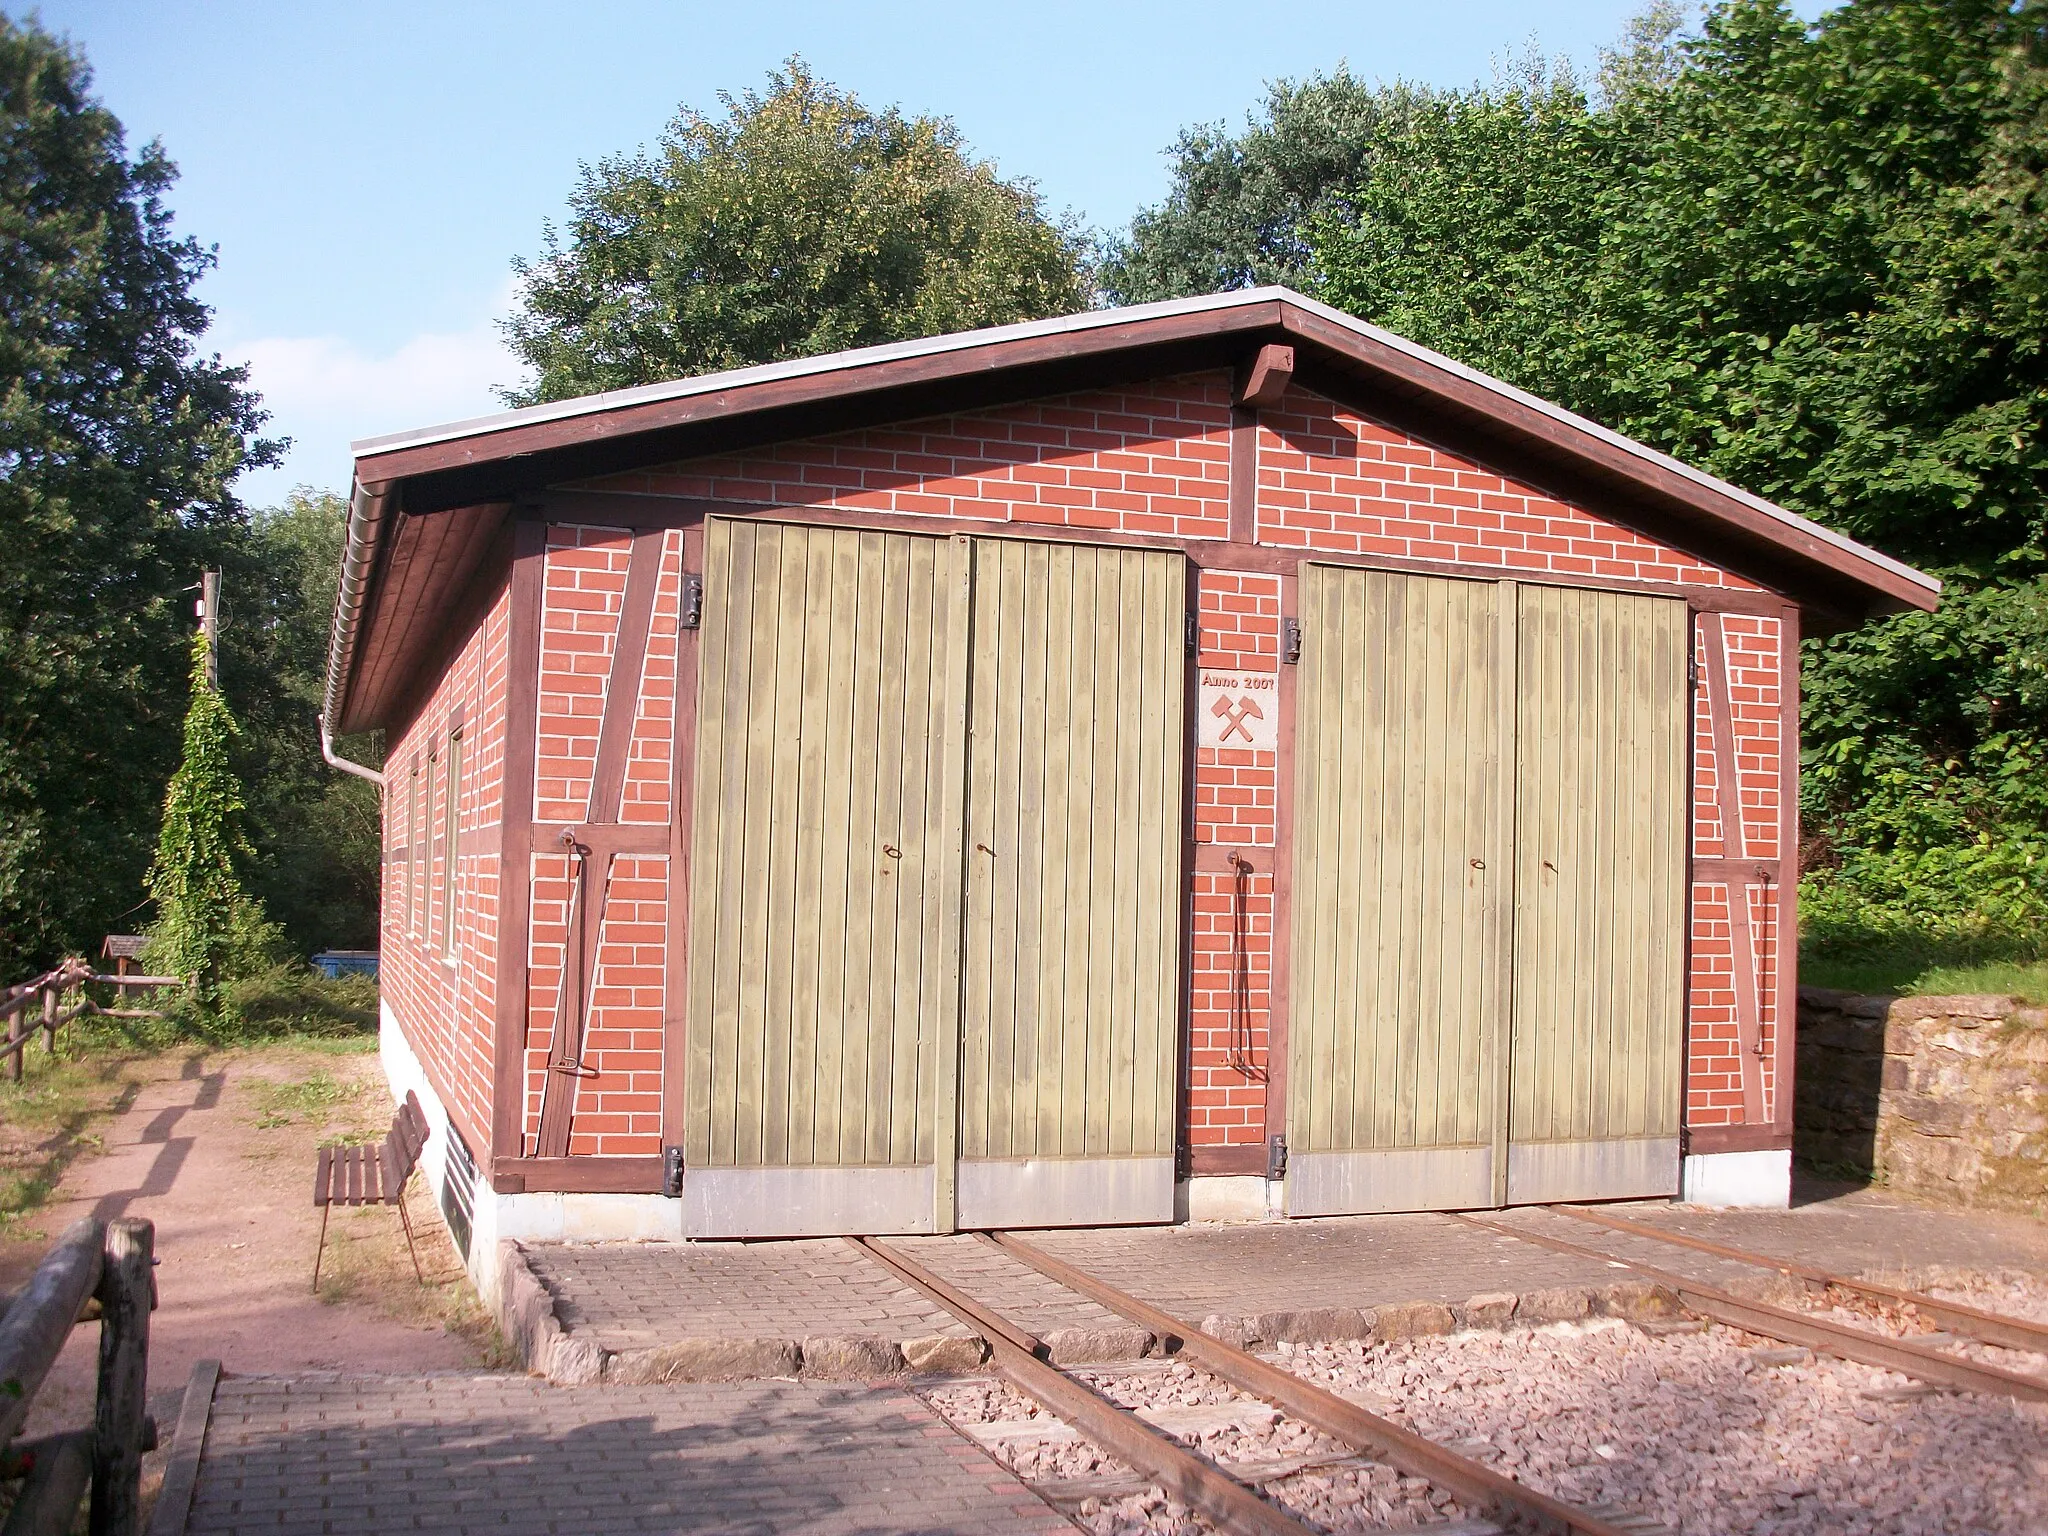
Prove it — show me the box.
[1211,692,1264,743]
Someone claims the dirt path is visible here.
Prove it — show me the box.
[1,1042,500,1449]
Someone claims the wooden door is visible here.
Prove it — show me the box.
[1506,585,1687,1203]
[682,520,971,1236]
[955,540,1186,1228]
[1286,567,1510,1215]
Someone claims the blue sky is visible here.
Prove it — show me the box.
[32,2,1799,504]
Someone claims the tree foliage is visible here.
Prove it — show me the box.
[1099,68,1433,303]
[1310,0,2048,956]
[220,491,382,956]
[502,58,1088,402]
[0,14,276,974]
[145,634,268,1002]
[1113,0,2048,958]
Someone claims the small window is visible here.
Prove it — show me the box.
[442,731,463,961]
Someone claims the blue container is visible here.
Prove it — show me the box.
[312,950,380,980]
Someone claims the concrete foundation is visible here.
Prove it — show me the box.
[1681,1148,1792,1208]
[1177,1175,1281,1223]
[380,1005,683,1307]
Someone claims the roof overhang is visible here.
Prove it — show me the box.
[326,287,1940,735]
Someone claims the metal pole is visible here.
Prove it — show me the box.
[198,570,220,690]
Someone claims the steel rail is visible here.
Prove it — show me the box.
[1553,1204,2048,1356]
[989,1232,1645,1536]
[848,1238,1315,1536]
[1452,1214,2048,1402]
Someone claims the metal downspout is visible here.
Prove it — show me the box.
[318,477,392,790]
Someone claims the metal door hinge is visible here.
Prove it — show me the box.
[1185,611,1200,656]
[1281,618,1302,665]
[1266,1135,1289,1180]
[1688,654,1699,690]
[662,1146,686,1198]
[680,572,704,629]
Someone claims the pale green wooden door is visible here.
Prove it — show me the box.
[1507,585,1687,1203]
[956,540,1186,1228]
[1287,567,1510,1215]
[683,519,970,1236]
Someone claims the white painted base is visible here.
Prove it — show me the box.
[379,1005,681,1308]
[1681,1148,1791,1209]
[1177,1175,1282,1223]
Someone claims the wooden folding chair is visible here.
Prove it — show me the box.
[312,1089,430,1292]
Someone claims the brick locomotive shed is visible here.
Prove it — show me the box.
[322,289,1937,1294]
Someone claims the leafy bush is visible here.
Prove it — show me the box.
[76,965,378,1051]
[1801,577,2048,968]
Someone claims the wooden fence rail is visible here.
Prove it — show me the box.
[1,962,181,1084]
[0,1216,156,1536]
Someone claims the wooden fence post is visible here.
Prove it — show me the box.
[41,981,58,1056]
[90,1218,152,1536]
[6,992,22,1083]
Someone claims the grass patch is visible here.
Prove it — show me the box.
[0,1044,156,1240]
[1800,913,2048,1002]
[246,1069,363,1130]
[1802,946,2048,1003]
[69,966,379,1054]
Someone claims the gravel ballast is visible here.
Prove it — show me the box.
[917,1275,2048,1536]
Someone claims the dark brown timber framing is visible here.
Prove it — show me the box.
[1699,611,1767,1124]
[490,517,546,1169]
[333,291,1936,734]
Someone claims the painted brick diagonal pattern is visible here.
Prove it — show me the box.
[524,853,670,1157]
[535,524,632,825]
[1687,614,1787,1128]
[621,529,683,824]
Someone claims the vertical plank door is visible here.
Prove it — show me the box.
[1506,585,1687,1203]
[1286,567,1510,1215]
[682,520,970,1236]
[955,539,1187,1228]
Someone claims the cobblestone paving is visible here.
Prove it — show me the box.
[1640,1185,2048,1279]
[1020,1213,1619,1319]
[519,1191,2048,1359]
[523,1238,970,1349]
[184,1373,1069,1535]
[889,1236,1134,1338]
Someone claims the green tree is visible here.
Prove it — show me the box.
[1307,0,2048,955]
[146,633,268,1003]
[1098,68,1434,304]
[502,58,1087,402]
[219,491,382,956]
[0,15,277,975]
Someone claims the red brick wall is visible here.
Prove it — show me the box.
[380,580,511,1157]
[591,375,1234,540]
[519,524,683,1156]
[524,371,1794,1163]
[1686,614,1788,1128]
[1256,389,1760,589]
[1185,570,1284,1150]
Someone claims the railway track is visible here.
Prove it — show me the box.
[1551,1203,2048,1356]
[1454,1210,2048,1403]
[848,1233,1672,1536]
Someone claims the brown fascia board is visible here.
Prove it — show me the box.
[334,290,1937,728]
[1277,308,1936,623]
[356,302,1285,506]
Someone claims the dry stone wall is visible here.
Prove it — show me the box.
[1796,988,2048,1215]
